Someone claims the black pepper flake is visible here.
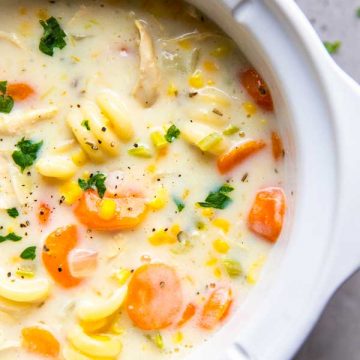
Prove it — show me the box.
[241,173,248,182]
[7,272,11,278]
[101,127,107,132]
[58,267,63,272]
[159,281,165,288]
[189,92,198,98]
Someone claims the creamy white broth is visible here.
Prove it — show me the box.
[0,0,285,359]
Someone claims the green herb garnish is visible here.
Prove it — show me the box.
[0,232,22,243]
[173,197,185,212]
[78,172,107,198]
[198,184,234,209]
[12,138,43,172]
[81,120,90,130]
[39,17,67,56]
[165,125,180,143]
[0,81,14,114]
[356,7,360,18]
[324,41,341,54]
[20,246,37,260]
[7,208,19,218]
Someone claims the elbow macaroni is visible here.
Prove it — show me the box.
[76,286,127,322]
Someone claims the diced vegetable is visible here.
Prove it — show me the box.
[324,41,341,54]
[212,238,230,254]
[151,130,168,149]
[217,140,266,174]
[240,68,273,111]
[177,303,196,327]
[189,70,204,88]
[223,258,242,278]
[248,187,286,243]
[42,225,81,288]
[199,287,232,329]
[126,263,183,330]
[146,332,164,350]
[223,124,239,136]
[271,131,284,160]
[128,145,152,158]
[197,133,223,152]
[7,83,34,101]
[74,189,147,231]
[22,327,60,357]
[38,203,51,225]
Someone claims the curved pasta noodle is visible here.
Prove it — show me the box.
[76,286,127,322]
[96,90,134,142]
[67,325,122,358]
[81,100,120,156]
[187,108,229,127]
[66,108,107,163]
[0,106,58,135]
[181,122,229,155]
[36,155,78,180]
[0,272,50,303]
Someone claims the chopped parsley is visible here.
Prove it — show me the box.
[78,172,107,198]
[0,232,22,243]
[81,120,90,130]
[39,17,67,56]
[20,246,37,260]
[165,125,181,143]
[198,184,234,209]
[324,41,341,54]
[173,197,185,212]
[357,7,360,18]
[0,81,14,114]
[12,138,43,172]
[7,208,19,218]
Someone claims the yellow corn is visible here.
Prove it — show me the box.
[146,164,157,173]
[148,229,177,246]
[243,101,257,116]
[171,224,181,236]
[205,257,217,267]
[213,267,222,279]
[189,70,205,89]
[60,181,83,206]
[213,238,230,254]
[71,149,88,166]
[201,208,214,218]
[151,131,168,149]
[178,39,192,50]
[98,198,117,220]
[167,83,178,97]
[148,187,168,210]
[203,60,219,72]
[182,189,190,199]
[172,332,183,344]
[212,218,230,233]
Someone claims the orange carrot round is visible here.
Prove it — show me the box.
[7,83,34,101]
[240,68,273,111]
[38,203,51,225]
[22,327,60,357]
[248,187,286,243]
[74,189,147,231]
[126,263,183,330]
[42,225,81,288]
[217,140,266,174]
[199,287,232,330]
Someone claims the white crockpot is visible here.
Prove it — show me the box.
[184,1,360,359]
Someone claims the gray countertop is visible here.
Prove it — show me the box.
[293,1,360,359]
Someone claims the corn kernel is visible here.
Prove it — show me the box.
[98,198,117,220]
[146,164,157,173]
[203,60,219,72]
[178,39,192,50]
[148,187,168,210]
[189,70,205,89]
[170,224,181,236]
[213,267,222,278]
[167,83,178,97]
[59,181,83,206]
[212,218,230,233]
[114,268,131,286]
[148,229,177,246]
[243,101,257,116]
[172,332,183,344]
[182,189,190,199]
[71,149,87,166]
[213,238,230,254]
[202,208,214,218]
[205,257,217,267]
[151,131,168,149]
[210,44,231,58]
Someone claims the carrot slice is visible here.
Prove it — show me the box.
[42,225,81,288]
[7,83,34,101]
[199,287,232,330]
[248,187,286,243]
[74,189,147,231]
[38,203,51,225]
[22,327,60,357]
[126,263,183,330]
[177,303,196,327]
[217,140,266,174]
[271,131,284,160]
[240,68,273,111]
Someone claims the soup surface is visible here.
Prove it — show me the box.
[0,1,286,359]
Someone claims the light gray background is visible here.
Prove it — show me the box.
[293,1,360,359]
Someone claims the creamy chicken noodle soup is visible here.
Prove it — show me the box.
[0,0,286,359]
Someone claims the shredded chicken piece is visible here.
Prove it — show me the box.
[133,20,160,108]
[0,106,58,135]
[0,31,24,49]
